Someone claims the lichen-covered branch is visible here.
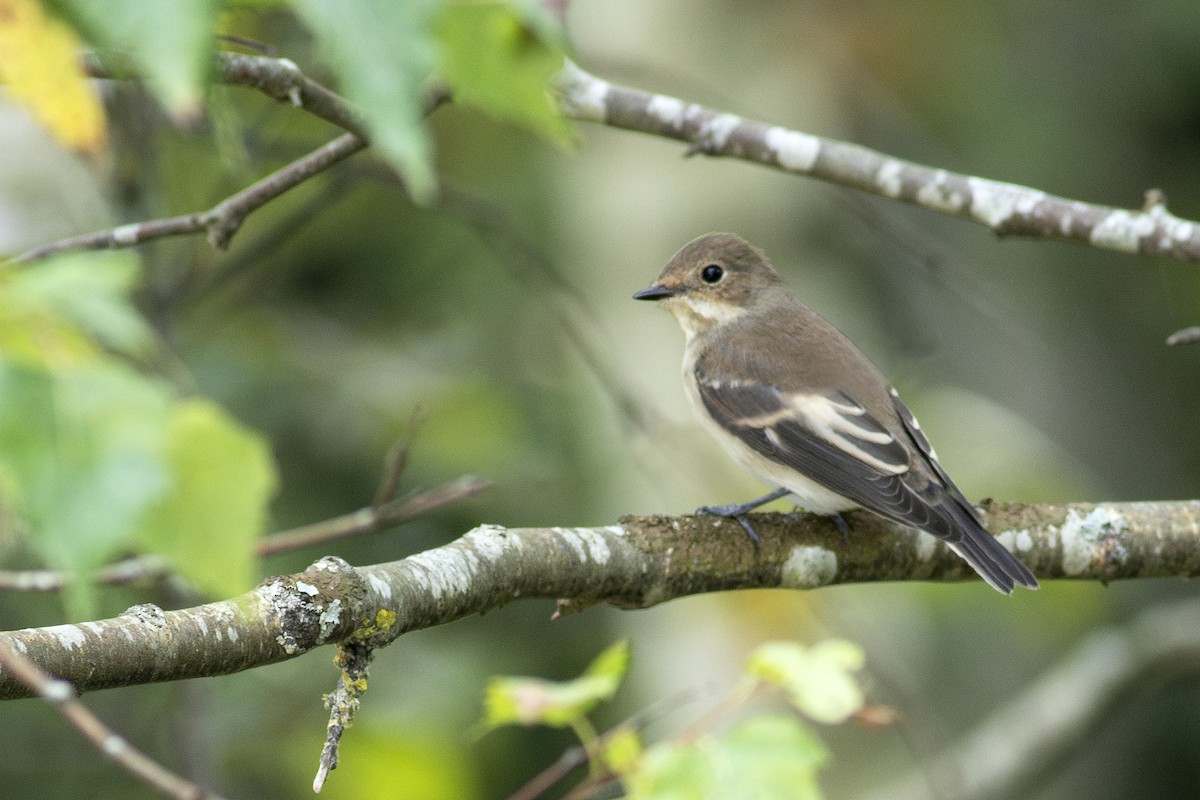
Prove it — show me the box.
[859,594,1200,800]
[2,500,1198,700]
[559,62,1200,263]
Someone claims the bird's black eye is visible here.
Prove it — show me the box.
[700,264,724,284]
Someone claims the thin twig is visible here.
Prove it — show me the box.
[0,555,172,593]
[507,743,592,800]
[256,474,489,557]
[12,53,451,265]
[1167,326,1200,346]
[9,132,368,263]
[313,641,373,793]
[0,475,485,593]
[0,636,230,800]
[373,413,425,510]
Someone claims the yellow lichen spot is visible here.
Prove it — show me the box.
[0,0,107,153]
[374,609,397,630]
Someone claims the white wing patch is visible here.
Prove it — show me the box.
[793,393,909,475]
[731,389,909,476]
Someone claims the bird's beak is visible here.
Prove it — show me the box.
[632,283,680,301]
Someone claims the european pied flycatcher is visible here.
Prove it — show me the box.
[634,233,1037,594]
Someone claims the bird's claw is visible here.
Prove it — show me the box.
[697,504,762,552]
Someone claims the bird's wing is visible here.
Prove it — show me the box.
[696,370,1037,592]
[694,369,978,537]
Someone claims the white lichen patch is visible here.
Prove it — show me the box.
[1089,209,1156,253]
[1061,506,1129,576]
[967,178,1046,228]
[226,626,239,643]
[916,170,965,213]
[558,60,609,122]
[647,94,687,128]
[764,127,820,172]
[554,527,613,565]
[914,531,939,562]
[996,528,1035,554]
[405,547,479,600]
[1016,529,1034,552]
[112,223,141,245]
[317,599,343,642]
[698,113,742,150]
[49,625,87,650]
[465,524,517,561]
[875,160,904,198]
[365,571,393,602]
[196,617,209,636]
[780,546,837,589]
[294,581,319,596]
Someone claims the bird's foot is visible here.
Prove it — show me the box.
[830,512,851,543]
[696,506,762,552]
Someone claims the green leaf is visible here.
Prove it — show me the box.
[483,640,630,729]
[626,742,710,800]
[0,360,173,613]
[746,640,865,724]
[435,1,570,141]
[602,726,643,776]
[292,0,438,202]
[1,252,155,361]
[627,716,828,800]
[135,399,277,598]
[713,715,828,800]
[49,0,216,120]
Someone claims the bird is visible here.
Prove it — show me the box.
[633,232,1038,594]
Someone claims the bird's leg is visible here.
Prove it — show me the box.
[830,512,851,543]
[697,487,791,551]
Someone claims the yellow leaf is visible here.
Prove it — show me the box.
[0,0,106,153]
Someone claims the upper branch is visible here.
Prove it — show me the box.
[559,62,1200,262]
[2,499,1197,701]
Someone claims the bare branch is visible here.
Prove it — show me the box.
[1167,326,1200,346]
[2,500,1198,701]
[83,50,368,138]
[0,555,171,593]
[11,52,451,265]
[256,474,489,557]
[559,61,1200,263]
[9,132,368,263]
[0,475,486,593]
[0,629,230,800]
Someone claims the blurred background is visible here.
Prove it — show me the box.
[4,1,1200,798]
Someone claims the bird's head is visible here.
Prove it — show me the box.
[633,232,784,338]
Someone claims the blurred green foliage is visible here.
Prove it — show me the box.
[484,639,859,799]
[2,1,1200,799]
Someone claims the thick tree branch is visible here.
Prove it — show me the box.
[558,62,1200,263]
[1,500,1197,701]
